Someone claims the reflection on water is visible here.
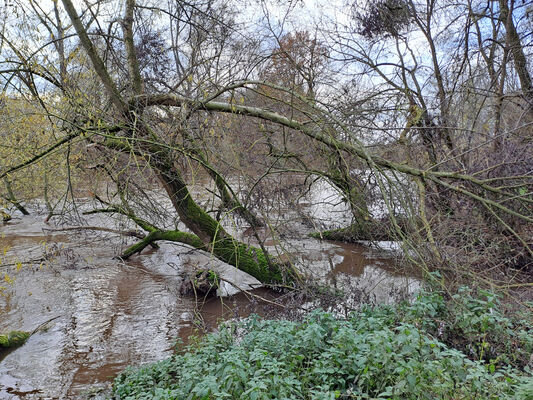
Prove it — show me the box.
[0,208,419,399]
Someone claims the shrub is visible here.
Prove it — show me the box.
[113,288,532,399]
[403,287,533,369]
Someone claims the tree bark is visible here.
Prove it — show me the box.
[3,177,29,215]
[499,0,533,110]
[146,150,294,284]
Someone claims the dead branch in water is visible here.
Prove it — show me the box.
[42,225,146,239]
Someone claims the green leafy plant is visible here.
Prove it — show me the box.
[0,331,30,348]
[403,287,533,369]
[112,288,532,400]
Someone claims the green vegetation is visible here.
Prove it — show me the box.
[0,331,30,348]
[112,288,532,399]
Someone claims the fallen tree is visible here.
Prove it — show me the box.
[0,0,530,289]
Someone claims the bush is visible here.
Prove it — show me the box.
[113,289,532,400]
[403,287,533,369]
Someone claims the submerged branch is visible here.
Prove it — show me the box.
[43,226,147,239]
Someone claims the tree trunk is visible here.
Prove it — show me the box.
[499,0,533,110]
[327,156,371,235]
[131,147,295,285]
[3,177,29,215]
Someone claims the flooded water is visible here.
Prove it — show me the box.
[0,201,419,399]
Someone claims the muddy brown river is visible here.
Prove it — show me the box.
[0,206,419,399]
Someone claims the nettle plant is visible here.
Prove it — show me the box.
[113,289,532,400]
[403,287,533,369]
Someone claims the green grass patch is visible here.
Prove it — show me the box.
[113,288,532,399]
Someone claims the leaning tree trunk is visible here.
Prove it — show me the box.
[136,145,296,285]
[60,0,289,285]
[329,150,372,233]
[3,177,29,215]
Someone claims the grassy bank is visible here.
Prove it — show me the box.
[113,288,532,399]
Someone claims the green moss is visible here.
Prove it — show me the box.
[311,222,394,242]
[0,331,30,348]
[181,192,222,238]
[122,230,206,258]
[160,230,205,249]
[212,238,287,284]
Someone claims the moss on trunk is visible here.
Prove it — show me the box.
[121,230,205,258]
[211,237,288,284]
[121,228,296,285]
[144,150,297,285]
[3,177,30,216]
[102,131,295,286]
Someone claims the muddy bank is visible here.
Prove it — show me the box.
[0,208,419,398]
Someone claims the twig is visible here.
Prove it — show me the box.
[30,315,61,335]
[42,226,146,239]
[217,276,286,308]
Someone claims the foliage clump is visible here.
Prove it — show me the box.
[1,209,11,222]
[113,289,532,399]
[0,331,30,348]
[402,287,533,370]
[354,0,414,39]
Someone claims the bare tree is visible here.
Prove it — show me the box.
[0,0,531,288]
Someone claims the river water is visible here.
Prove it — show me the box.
[0,196,420,399]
